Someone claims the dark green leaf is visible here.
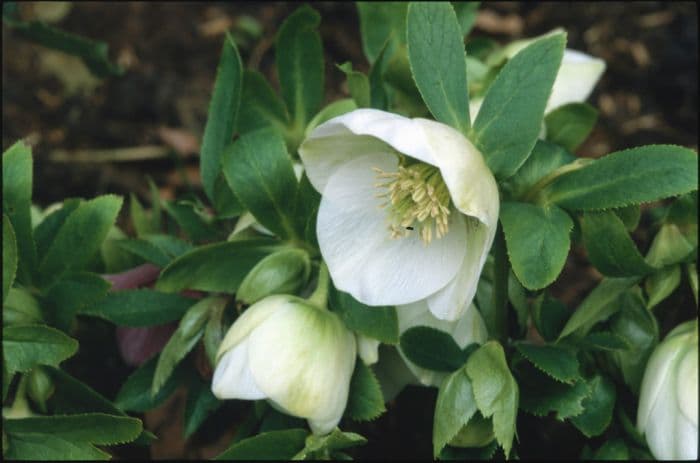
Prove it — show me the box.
[3,324,78,374]
[43,271,111,331]
[143,233,193,259]
[294,429,367,460]
[532,294,570,342]
[34,199,82,260]
[151,297,215,396]
[3,140,37,284]
[276,5,323,130]
[514,342,580,384]
[130,193,154,237]
[184,376,221,438]
[156,239,279,293]
[592,438,629,460]
[581,210,655,277]
[201,34,242,202]
[236,69,289,135]
[516,361,589,420]
[4,17,122,77]
[545,103,598,152]
[558,277,640,340]
[544,145,699,210]
[613,204,641,232]
[506,139,575,200]
[162,199,221,243]
[452,1,480,37]
[3,214,17,303]
[579,331,630,352]
[79,289,196,327]
[400,326,465,371]
[222,129,300,239]
[214,429,308,460]
[433,367,478,457]
[114,357,187,413]
[346,361,386,422]
[3,432,110,460]
[465,341,518,456]
[569,375,616,437]
[38,195,122,286]
[500,202,573,290]
[3,287,43,326]
[4,413,142,446]
[471,33,565,178]
[645,265,681,309]
[356,2,407,64]
[407,2,470,132]
[337,62,370,108]
[330,286,398,344]
[115,239,171,267]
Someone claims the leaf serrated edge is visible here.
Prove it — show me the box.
[514,343,580,385]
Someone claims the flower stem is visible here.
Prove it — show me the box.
[307,262,330,310]
[487,225,509,343]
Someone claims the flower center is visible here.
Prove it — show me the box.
[374,161,451,244]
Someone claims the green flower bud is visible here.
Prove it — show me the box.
[212,294,356,435]
[637,319,698,460]
[236,248,311,305]
[26,367,54,414]
[3,287,43,326]
[449,413,494,448]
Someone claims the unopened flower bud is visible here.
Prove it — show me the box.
[236,248,311,305]
[26,367,54,413]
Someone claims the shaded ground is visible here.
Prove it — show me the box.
[2,2,697,460]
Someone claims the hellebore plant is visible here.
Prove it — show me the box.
[637,319,698,460]
[300,109,499,321]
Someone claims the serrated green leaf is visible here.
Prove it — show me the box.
[500,202,573,290]
[558,277,640,340]
[346,361,386,422]
[3,214,18,303]
[356,2,407,64]
[452,1,480,37]
[3,287,43,326]
[407,2,470,132]
[329,286,398,344]
[151,297,215,396]
[3,140,37,285]
[201,34,242,203]
[337,62,370,108]
[38,195,122,286]
[79,289,196,326]
[162,199,221,243]
[143,233,193,259]
[114,356,186,412]
[592,438,629,460]
[581,210,655,277]
[433,367,478,457]
[4,413,142,446]
[3,324,78,374]
[115,238,171,267]
[532,294,570,342]
[400,326,466,372]
[3,432,110,460]
[646,223,695,268]
[516,361,589,420]
[506,139,575,201]
[578,331,630,352]
[276,5,323,131]
[237,69,289,136]
[607,289,658,395]
[569,375,616,437]
[156,239,279,293]
[613,204,641,232]
[439,441,499,460]
[33,199,82,261]
[99,225,141,273]
[645,264,681,309]
[43,271,111,331]
[545,103,598,152]
[203,297,228,368]
[471,33,565,178]
[465,341,518,456]
[215,428,308,460]
[130,193,156,237]
[294,429,367,460]
[222,129,300,239]
[184,376,221,439]
[544,145,699,210]
[515,342,580,383]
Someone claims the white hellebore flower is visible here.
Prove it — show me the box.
[211,294,356,435]
[470,31,606,118]
[299,109,499,321]
[637,318,698,460]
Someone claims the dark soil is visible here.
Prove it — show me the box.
[2,2,697,460]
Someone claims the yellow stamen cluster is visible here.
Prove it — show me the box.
[374,162,451,244]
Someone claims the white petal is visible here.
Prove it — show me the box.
[356,334,380,365]
[211,341,266,400]
[545,49,605,113]
[676,344,698,426]
[414,119,499,229]
[427,218,496,321]
[300,109,439,194]
[215,295,291,363]
[317,152,467,306]
[247,304,356,434]
[396,301,487,386]
[373,345,420,402]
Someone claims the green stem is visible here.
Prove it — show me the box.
[307,262,330,310]
[487,225,509,343]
